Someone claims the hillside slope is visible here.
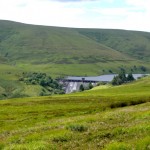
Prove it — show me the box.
[77,28,150,61]
[0,20,129,64]
[0,77,150,149]
[0,20,150,67]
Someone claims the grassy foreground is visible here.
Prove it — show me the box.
[0,77,150,150]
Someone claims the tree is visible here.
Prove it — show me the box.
[88,83,93,89]
[140,66,146,72]
[118,70,127,83]
[111,76,123,85]
[109,69,113,73]
[127,73,135,81]
[20,72,64,96]
[112,71,135,85]
[111,71,127,85]
[111,76,117,85]
[79,84,84,91]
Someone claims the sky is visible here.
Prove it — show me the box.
[0,0,150,32]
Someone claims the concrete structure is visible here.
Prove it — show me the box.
[64,74,148,83]
[61,74,149,94]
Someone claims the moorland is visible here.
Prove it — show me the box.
[0,76,150,149]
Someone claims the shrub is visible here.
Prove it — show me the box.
[52,134,71,143]
[79,84,84,91]
[140,66,146,72]
[130,99,145,106]
[109,70,113,73]
[110,102,128,108]
[88,83,93,89]
[66,124,88,132]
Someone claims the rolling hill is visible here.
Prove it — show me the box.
[0,20,131,64]
[77,28,150,61]
[0,20,150,69]
[0,20,150,99]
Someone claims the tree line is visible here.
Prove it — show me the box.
[111,71,135,85]
[19,72,64,95]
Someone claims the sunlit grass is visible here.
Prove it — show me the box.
[0,77,150,149]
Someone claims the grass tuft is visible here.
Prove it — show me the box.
[105,142,132,150]
[66,124,88,132]
[136,136,150,150]
[52,133,71,143]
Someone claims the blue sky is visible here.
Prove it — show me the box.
[0,0,149,32]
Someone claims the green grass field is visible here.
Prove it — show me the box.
[0,76,150,149]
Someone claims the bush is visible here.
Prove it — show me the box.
[89,83,93,89]
[66,124,88,132]
[52,134,71,143]
[140,66,146,72]
[110,102,128,108]
[79,84,84,91]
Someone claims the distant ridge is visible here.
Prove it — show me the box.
[0,20,150,69]
[0,20,132,64]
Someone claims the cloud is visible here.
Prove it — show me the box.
[49,0,97,2]
[0,0,149,32]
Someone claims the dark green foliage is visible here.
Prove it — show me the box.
[127,73,135,81]
[112,71,134,85]
[79,84,84,91]
[88,83,93,89]
[109,70,113,73]
[118,70,127,82]
[66,124,88,132]
[21,72,51,86]
[20,72,64,95]
[110,99,146,108]
[111,76,122,85]
[133,65,137,70]
[110,102,128,108]
[52,134,71,143]
[112,71,126,85]
[140,66,147,72]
